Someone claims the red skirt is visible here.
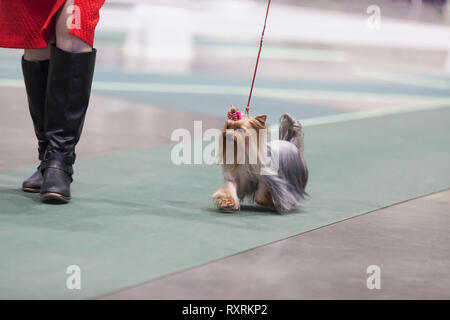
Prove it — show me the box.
[0,0,105,49]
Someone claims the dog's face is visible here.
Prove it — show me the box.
[219,106,267,166]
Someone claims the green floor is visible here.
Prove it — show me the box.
[0,106,449,299]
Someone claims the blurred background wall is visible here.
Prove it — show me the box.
[92,0,450,79]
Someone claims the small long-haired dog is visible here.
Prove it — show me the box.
[212,105,308,213]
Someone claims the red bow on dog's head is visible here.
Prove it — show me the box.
[227,105,242,121]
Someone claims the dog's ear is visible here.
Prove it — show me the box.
[252,115,267,128]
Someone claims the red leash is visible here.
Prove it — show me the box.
[246,0,272,117]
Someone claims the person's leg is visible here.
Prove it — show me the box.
[21,41,53,192]
[40,0,97,203]
[55,0,92,53]
[24,46,51,62]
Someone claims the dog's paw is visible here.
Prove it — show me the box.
[212,191,240,212]
[255,190,275,209]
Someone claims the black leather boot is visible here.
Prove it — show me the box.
[40,45,96,203]
[21,57,49,193]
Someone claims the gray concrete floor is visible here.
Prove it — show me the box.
[2,55,449,300]
[100,190,450,300]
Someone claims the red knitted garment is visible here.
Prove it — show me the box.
[0,0,105,49]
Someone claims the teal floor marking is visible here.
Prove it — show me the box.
[0,106,449,299]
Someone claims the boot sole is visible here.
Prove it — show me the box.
[22,187,41,193]
[41,192,71,204]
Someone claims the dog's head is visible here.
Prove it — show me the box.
[219,105,268,167]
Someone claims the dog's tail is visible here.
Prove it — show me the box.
[277,113,309,199]
[279,113,305,153]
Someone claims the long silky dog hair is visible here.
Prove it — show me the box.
[213,106,308,213]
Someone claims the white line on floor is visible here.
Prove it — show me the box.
[270,101,450,130]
